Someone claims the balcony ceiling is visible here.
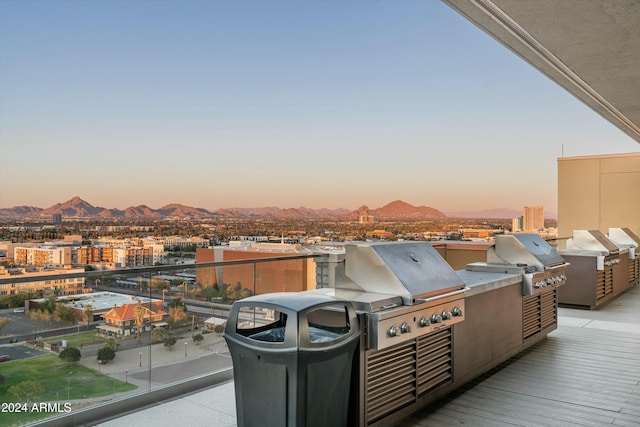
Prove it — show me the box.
[443,0,640,144]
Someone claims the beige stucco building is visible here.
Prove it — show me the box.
[558,152,640,238]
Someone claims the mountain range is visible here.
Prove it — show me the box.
[0,196,524,220]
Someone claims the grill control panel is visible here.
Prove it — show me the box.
[524,270,567,296]
[367,299,465,350]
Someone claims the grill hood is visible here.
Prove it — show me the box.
[563,230,620,255]
[608,228,639,259]
[488,234,566,271]
[335,241,465,305]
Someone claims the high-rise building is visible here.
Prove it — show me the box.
[523,206,544,231]
[512,217,523,232]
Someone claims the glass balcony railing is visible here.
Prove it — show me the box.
[0,254,320,426]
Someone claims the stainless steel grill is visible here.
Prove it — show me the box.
[608,227,640,287]
[465,234,568,341]
[466,234,569,296]
[317,241,467,351]
[315,241,468,426]
[558,229,630,308]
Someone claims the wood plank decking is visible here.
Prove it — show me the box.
[398,286,640,427]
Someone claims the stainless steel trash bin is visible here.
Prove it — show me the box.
[224,291,360,427]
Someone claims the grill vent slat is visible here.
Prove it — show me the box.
[366,342,417,424]
[523,289,558,340]
[416,329,452,397]
[596,255,616,301]
[365,327,453,424]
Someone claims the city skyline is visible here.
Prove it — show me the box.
[0,1,637,212]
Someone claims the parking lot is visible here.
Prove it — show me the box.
[1,307,70,331]
[0,308,79,345]
[0,344,48,362]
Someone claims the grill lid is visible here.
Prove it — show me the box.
[491,234,566,269]
[608,227,640,248]
[565,230,620,254]
[342,241,465,305]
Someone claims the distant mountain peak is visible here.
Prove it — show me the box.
[349,200,446,219]
[0,198,447,220]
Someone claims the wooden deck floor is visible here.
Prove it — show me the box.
[398,286,640,427]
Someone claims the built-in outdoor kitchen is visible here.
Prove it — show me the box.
[226,232,638,427]
[557,229,629,309]
[608,227,640,289]
[311,237,568,427]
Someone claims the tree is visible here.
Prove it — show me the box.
[97,347,116,364]
[40,297,57,314]
[225,284,238,301]
[59,347,81,364]
[134,301,145,340]
[152,327,167,343]
[213,324,225,336]
[105,337,119,351]
[169,305,187,325]
[152,277,170,290]
[0,317,9,332]
[84,304,93,330]
[163,336,177,351]
[54,303,76,323]
[192,333,203,345]
[28,309,51,323]
[168,296,187,325]
[0,292,37,309]
[168,296,186,309]
[9,380,44,403]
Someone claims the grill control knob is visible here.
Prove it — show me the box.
[441,310,452,320]
[430,313,442,324]
[388,326,401,337]
[400,322,411,333]
[418,316,431,327]
[452,306,463,317]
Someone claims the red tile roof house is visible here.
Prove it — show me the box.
[98,301,167,337]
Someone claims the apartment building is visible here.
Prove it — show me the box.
[142,236,209,249]
[0,266,88,297]
[14,246,73,267]
[523,206,545,232]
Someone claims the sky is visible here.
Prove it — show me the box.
[0,0,637,216]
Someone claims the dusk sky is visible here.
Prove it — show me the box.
[0,1,637,216]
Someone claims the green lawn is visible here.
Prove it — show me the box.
[43,330,107,347]
[0,354,137,426]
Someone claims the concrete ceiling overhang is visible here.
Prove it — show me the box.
[443,0,640,144]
